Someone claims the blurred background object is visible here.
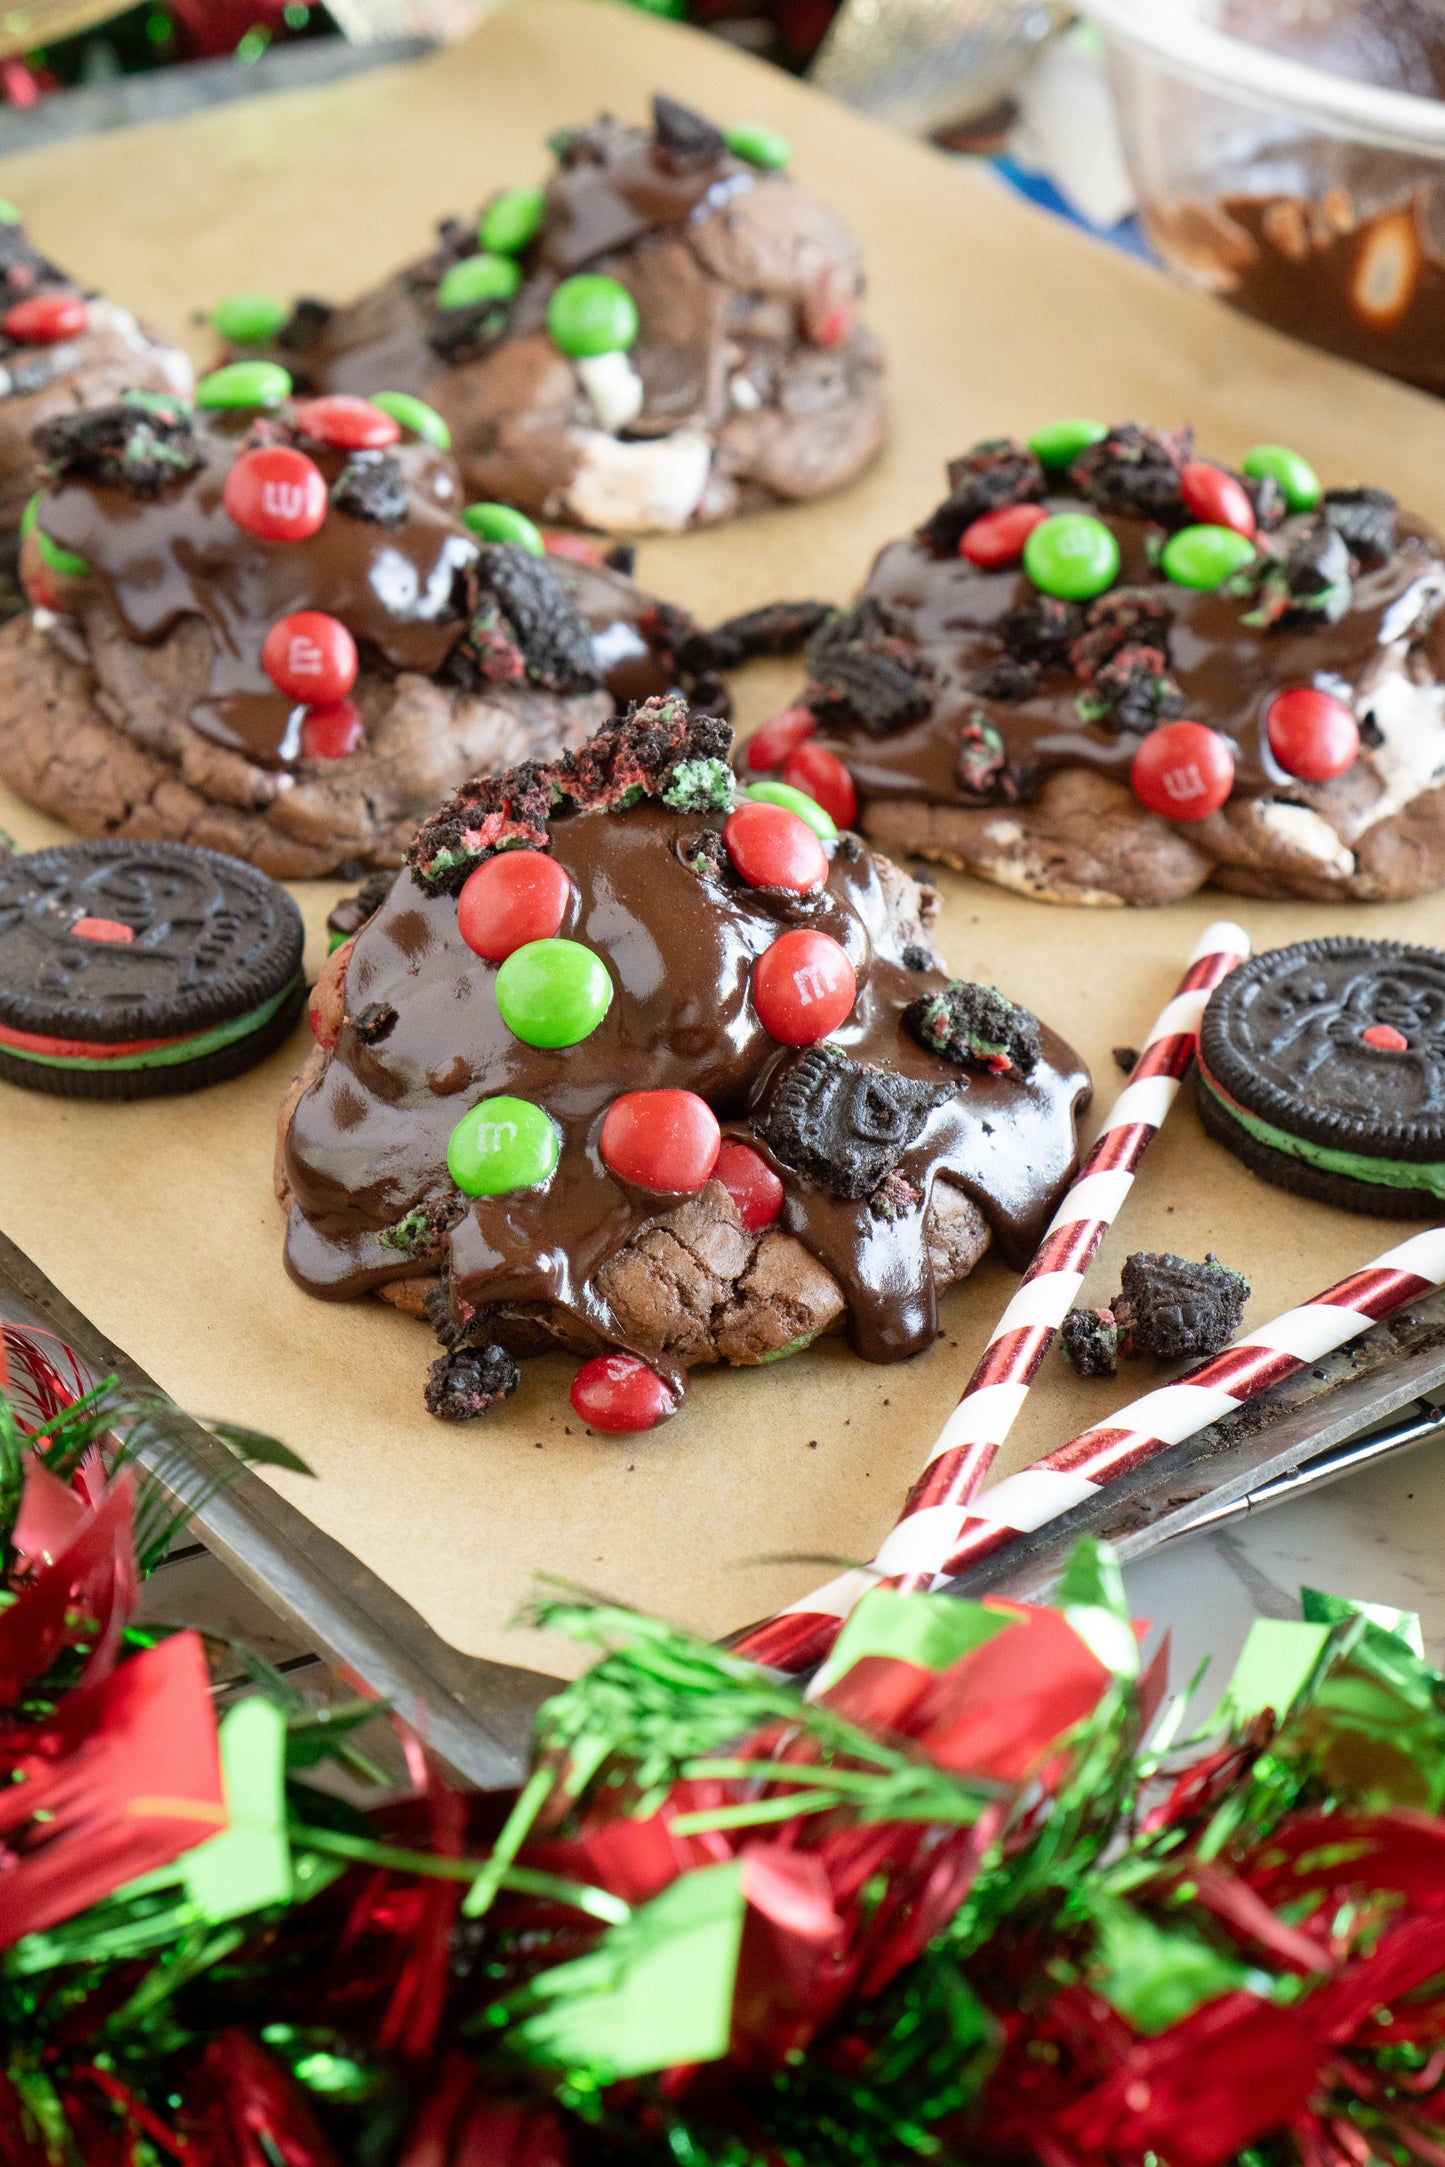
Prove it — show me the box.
[808,0,1066,136]
[1083,0,1445,396]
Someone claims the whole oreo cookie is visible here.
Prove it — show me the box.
[0,840,304,1098]
[1197,937,1445,1215]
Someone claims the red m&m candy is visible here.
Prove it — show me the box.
[745,706,816,774]
[600,1089,721,1193]
[292,395,401,451]
[782,742,858,830]
[1131,720,1235,822]
[724,800,827,895]
[262,611,357,703]
[300,700,363,761]
[543,532,605,565]
[457,849,571,962]
[752,929,856,1044]
[1265,686,1360,781]
[223,446,328,543]
[4,292,86,344]
[570,1352,677,1433]
[959,502,1048,568]
[713,1139,784,1231]
[1180,460,1256,539]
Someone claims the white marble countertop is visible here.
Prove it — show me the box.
[1123,1424,1445,1704]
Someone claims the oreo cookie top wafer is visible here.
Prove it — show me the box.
[0,840,304,1098]
[1197,937,1445,1215]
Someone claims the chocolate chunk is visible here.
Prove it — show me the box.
[327,868,399,942]
[1322,485,1398,562]
[757,1045,952,1199]
[1112,1250,1249,1362]
[651,92,727,165]
[476,545,599,695]
[275,297,334,355]
[330,452,408,527]
[918,438,1046,555]
[424,1343,521,1421]
[1070,421,1192,522]
[32,399,202,493]
[678,599,831,674]
[805,602,932,735]
[1112,1045,1138,1074]
[906,979,1040,1077]
[352,1002,398,1045]
[1069,587,1175,678]
[1061,1306,1118,1378]
[968,656,1040,702]
[1000,595,1085,666]
[1075,644,1184,736]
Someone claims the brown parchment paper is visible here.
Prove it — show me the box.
[4,0,1445,1676]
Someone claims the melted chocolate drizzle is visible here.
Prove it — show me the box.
[282,800,1090,1382]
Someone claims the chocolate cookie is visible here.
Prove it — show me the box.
[746,421,1445,905]
[0,839,304,1097]
[1197,936,1445,1214]
[215,95,885,534]
[0,210,192,611]
[0,388,704,878]
[278,700,1090,1421]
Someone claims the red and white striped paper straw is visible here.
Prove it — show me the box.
[736,918,1251,1672]
[921,1224,1445,1585]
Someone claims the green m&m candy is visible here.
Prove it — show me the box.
[22,492,89,577]
[213,293,289,345]
[436,252,521,312]
[495,938,612,1048]
[447,1094,560,1196]
[1023,512,1119,601]
[461,502,545,555]
[370,390,451,451]
[725,122,791,169]
[196,359,292,410]
[1028,417,1107,470]
[745,779,837,841]
[1161,522,1257,590]
[0,200,19,225]
[480,186,546,255]
[1242,442,1321,512]
[547,274,638,359]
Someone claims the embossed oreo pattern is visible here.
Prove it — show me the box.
[1200,937,1445,1160]
[0,841,304,1042]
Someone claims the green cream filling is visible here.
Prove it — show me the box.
[1201,1074,1445,1200]
[3,979,299,1072]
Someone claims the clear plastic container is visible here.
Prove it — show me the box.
[1081,0,1445,395]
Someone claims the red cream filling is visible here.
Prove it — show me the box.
[0,1019,187,1059]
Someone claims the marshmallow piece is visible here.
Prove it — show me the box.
[729,373,762,412]
[562,428,712,534]
[576,350,644,433]
[1258,801,1356,874]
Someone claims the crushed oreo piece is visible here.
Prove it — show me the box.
[31,399,202,493]
[378,1190,463,1257]
[1321,485,1397,563]
[1070,422,1192,522]
[901,943,934,972]
[326,869,398,943]
[605,542,637,576]
[918,438,1046,555]
[956,717,1015,798]
[1112,1251,1250,1362]
[1241,470,1287,533]
[1075,644,1184,736]
[1000,595,1086,667]
[869,1170,922,1222]
[429,301,511,363]
[409,760,556,894]
[475,544,599,694]
[968,656,1040,702]
[424,1343,521,1422]
[330,452,408,527]
[682,827,729,882]
[757,1045,952,1200]
[554,698,731,814]
[1112,1045,1138,1075]
[1243,519,1352,629]
[1069,588,1175,679]
[351,1002,398,1045]
[275,297,333,355]
[906,980,1041,1077]
[0,221,64,300]
[678,600,831,674]
[661,757,734,813]
[804,602,933,736]
[651,92,727,165]
[1359,711,1384,751]
[1061,1306,1118,1378]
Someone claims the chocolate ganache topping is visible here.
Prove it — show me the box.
[21,388,707,773]
[282,701,1089,1418]
[791,422,1445,815]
